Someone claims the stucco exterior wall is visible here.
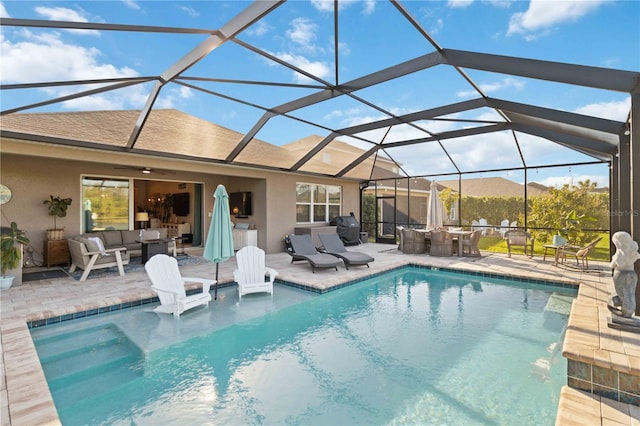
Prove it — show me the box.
[0,140,360,262]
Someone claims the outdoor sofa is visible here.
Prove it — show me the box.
[78,228,176,257]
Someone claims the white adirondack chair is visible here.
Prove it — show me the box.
[233,246,278,299]
[499,219,510,237]
[478,218,489,236]
[145,254,214,317]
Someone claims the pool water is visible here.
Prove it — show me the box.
[31,267,576,425]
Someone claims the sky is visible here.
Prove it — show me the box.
[1,0,639,189]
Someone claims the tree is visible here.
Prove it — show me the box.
[528,180,605,246]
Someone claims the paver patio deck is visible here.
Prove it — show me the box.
[1,243,637,425]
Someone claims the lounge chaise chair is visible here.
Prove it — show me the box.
[288,234,341,273]
[318,233,374,270]
[558,237,602,271]
[145,254,214,317]
[233,246,278,299]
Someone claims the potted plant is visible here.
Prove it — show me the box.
[1,222,30,290]
[43,195,72,240]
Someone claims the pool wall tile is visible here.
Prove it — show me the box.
[620,392,640,405]
[620,372,640,394]
[593,365,618,388]
[593,384,619,401]
[568,360,590,381]
[568,377,592,392]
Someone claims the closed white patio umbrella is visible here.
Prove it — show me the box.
[426,181,445,229]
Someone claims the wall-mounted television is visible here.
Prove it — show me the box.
[229,192,252,217]
[172,192,190,216]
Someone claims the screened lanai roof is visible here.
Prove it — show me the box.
[1,0,638,182]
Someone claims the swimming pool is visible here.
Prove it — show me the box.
[31,267,576,425]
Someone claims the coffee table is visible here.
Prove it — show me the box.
[137,238,172,264]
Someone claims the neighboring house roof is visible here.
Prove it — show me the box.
[527,182,552,193]
[438,177,550,197]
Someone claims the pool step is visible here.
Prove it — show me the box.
[33,323,144,409]
[50,359,143,411]
[34,324,125,359]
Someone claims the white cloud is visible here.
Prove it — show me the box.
[574,98,630,122]
[337,40,351,56]
[286,17,318,50]
[156,85,192,109]
[179,86,193,99]
[179,6,199,18]
[310,0,334,13]
[247,20,271,37]
[1,30,137,82]
[274,52,331,83]
[456,77,525,98]
[430,18,444,35]
[311,0,374,14]
[362,0,376,15]
[1,29,143,110]
[35,6,100,36]
[446,131,522,171]
[448,0,474,8]
[486,0,513,8]
[121,0,141,11]
[35,6,87,22]
[539,175,608,189]
[508,0,605,38]
[323,107,367,124]
[1,3,10,18]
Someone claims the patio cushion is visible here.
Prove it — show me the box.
[121,230,139,245]
[102,231,123,247]
[510,236,527,246]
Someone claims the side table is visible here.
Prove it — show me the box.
[543,244,565,266]
[44,239,70,268]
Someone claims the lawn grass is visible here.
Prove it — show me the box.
[478,232,611,262]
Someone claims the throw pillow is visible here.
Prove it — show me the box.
[78,237,99,253]
[87,237,109,256]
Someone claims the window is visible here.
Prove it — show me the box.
[296,183,341,223]
[82,177,130,232]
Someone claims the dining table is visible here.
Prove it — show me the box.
[413,228,473,257]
